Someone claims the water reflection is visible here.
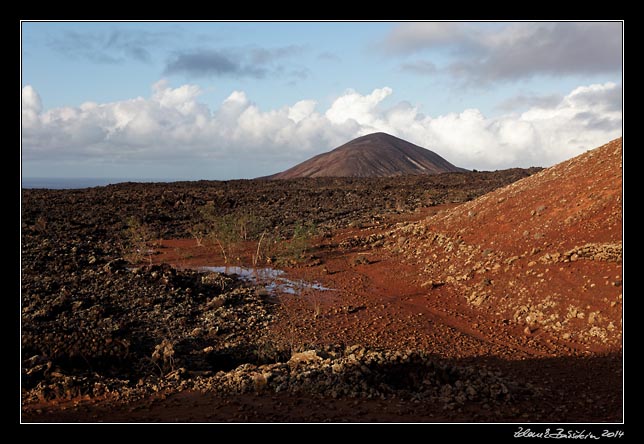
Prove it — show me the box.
[199,266,334,295]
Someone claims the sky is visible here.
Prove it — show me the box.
[21,21,623,180]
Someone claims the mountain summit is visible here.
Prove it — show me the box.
[267,132,466,179]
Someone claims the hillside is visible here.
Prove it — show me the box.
[267,132,466,179]
[393,138,623,351]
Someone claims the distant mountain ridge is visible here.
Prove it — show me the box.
[266,132,467,179]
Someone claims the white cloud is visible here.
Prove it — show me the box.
[325,87,393,128]
[22,81,622,176]
[151,79,203,114]
[288,100,317,124]
[22,85,42,128]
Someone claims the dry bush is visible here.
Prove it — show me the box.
[151,339,175,375]
[195,203,273,263]
[124,216,156,264]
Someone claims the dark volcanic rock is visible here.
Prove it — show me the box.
[22,169,540,241]
[21,169,542,408]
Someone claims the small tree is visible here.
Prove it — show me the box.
[261,230,284,265]
[124,216,155,264]
[289,221,317,259]
[195,204,273,264]
[198,203,237,263]
[236,211,269,241]
[189,221,207,247]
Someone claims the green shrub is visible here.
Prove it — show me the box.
[288,221,317,259]
[124,216,156,264]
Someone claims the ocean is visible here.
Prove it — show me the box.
[21,178,166,189]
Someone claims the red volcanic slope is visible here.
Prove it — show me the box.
[396,137,623,351]
[267,132,466,179]
[425,137,622,252]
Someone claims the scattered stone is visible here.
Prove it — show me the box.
[288,350,322,368]
[103,258,127,274]
[421,280,445,289]
[352,255,371,266]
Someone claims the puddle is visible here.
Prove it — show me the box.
[199,266,334,295]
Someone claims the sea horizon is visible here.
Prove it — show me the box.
[21,177,182,189]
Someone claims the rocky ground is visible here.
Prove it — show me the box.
[21,168,538,241]
[20,159,622,423]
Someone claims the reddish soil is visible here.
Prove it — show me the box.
[22,139,622,423]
